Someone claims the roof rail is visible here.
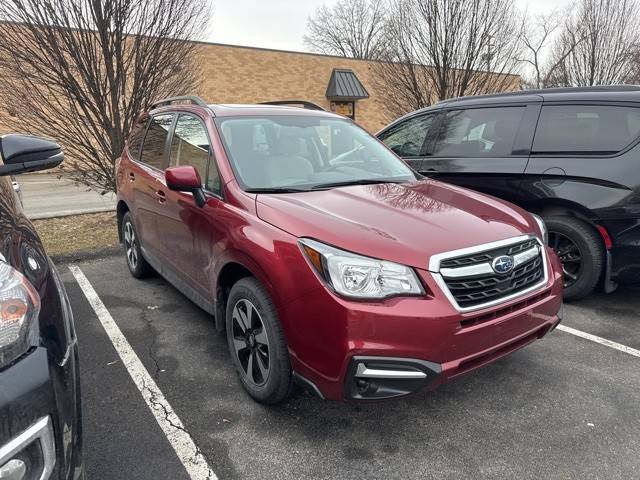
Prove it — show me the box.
[151,95,208,109]
[258,100,325,111]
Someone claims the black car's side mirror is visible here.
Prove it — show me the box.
[0,134,64,176]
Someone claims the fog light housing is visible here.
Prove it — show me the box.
[0,417,54,480]
[345,356,441,400]
[0,459,26,480]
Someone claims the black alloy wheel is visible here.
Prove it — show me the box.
[544,216,604,301]
[231,298,271,387]
[548,231,583,289]
[225,277,292,404]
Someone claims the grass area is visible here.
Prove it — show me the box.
[32,211,119,257]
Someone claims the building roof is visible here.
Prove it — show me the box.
[325,69,369,101]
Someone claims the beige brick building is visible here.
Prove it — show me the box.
[193,42,394,132]
[0,38,520,136]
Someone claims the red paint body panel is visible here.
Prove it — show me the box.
[116,103,563,401]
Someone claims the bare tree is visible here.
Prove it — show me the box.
[373,0,524,120]
[0,0,211,193]
[551,0,640,86]
[304,0,387,59]
[518,12,584,89]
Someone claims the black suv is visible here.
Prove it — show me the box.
[0,135,83,479]
[378,86,640,300]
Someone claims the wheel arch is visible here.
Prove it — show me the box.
[116,200,130,243]
[523,198,599,226]
[213,253,278,332]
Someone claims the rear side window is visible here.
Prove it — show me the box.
[127,115,149,161]
[434,107,525,157]
[140,114,173,169]
[379,114,433,157]
[532,105,640,154]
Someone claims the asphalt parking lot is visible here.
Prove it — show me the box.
[60,254,640,480]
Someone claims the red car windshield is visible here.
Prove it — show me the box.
[215,116,417,191]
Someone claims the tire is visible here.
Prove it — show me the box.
[225,277,292,404]
[121,212,154,279]
[544,215,604,301]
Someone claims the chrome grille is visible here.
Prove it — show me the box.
[432,236,547,311]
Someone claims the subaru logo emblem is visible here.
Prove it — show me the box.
[492,255,514,274]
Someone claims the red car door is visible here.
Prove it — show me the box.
[158,112,224,294]
[131,113,174,262]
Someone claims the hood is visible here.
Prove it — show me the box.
[256,180,538,270]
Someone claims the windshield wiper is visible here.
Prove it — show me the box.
[310,178,407,190]
[244,187,310,193]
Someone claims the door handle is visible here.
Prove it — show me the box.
[426,168,438,172]
[128,172,135,182]
[155,189,166,203]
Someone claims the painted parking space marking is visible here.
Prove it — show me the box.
[69,265,218,480]
[557,324,640,358]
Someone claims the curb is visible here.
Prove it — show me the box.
[29,207,116,220]
[50,245,121,264]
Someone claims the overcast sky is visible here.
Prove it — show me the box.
[206,0,572,52]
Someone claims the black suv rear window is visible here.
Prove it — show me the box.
[434,107,525,157]
[533,105,640,154]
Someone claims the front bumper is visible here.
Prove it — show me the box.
[0,347,81,479]
[287,248,564,401]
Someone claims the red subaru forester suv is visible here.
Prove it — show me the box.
[115,96,563,404]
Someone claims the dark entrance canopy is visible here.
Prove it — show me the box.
[325,69,369,101]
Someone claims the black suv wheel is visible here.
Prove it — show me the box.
[544,216,604,301]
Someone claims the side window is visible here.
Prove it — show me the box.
[379,114,433,157]
[169,114,220,194]
[127,115,149,161]
[434,107,525,157]
[140,114,173,169]
[532,105,640,154]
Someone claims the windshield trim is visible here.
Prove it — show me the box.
[213,115,419,192]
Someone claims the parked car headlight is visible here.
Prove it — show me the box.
[299,238,424,299]
[531,214,548,245]
[0,261,40,368]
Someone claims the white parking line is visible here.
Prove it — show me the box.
[69,265,218,480]
[557,324,640,358]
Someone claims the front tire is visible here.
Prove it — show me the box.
[122,212,154,278]
[544,216,604,301]
[225,277,292,404]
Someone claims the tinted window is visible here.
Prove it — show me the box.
[532,105,640,154]
[140,114,173,169]
[434,107,525,157]
[169,114,220,192]
[380,114,433,157]
[127,115,149,161]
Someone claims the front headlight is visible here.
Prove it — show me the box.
[531,214,548,245]
[299,238,424,299]
[0,261,40,368]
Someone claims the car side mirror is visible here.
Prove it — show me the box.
[0,134,64,176]
[165,166,206,208]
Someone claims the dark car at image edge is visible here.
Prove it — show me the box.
[378,85,640,300]
[0,134,83,480]
[115,96,563,404]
